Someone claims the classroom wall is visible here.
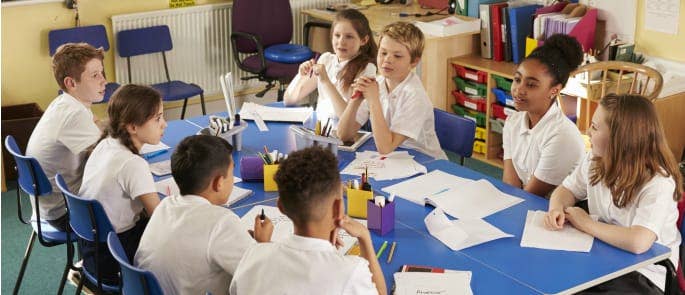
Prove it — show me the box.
[1,0,228,117]
[635,0,685,62]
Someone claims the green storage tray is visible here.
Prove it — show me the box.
[451,104,486,127]
[493,75,513,92]
[453,76,487,97]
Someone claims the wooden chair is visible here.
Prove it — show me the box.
[567,61,663,101]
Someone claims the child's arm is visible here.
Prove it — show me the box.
[337,98,364,142]
[523,177,557,197]
[337,216,388,295]
[353,76,406,154]
[544,186,577,230]
[564,208,657,254]
[137,193,161,215]
[283,59,318,106]
[311,64,349,118]
[503,160,523,188]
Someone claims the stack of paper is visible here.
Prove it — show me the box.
[394,271,473,295]
[424,208,512,251]
[140,142,170,154]
[340,151,427,181]
[239,102,313,123]
[414,16,480,37]
[520,210,595,252]
[383,170,524,219]
[154,176,251,206]
[240,205,363,255]
[149,160,171,176]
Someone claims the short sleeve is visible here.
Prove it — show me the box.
[358,63,377,79]
[342,258,377,295]
[355,100,371,127]
[118,157,157,199]
[561,152,591,200]
[502,116,514,160]
[387,89,428,141]
[59,110,101,154]
[533,128,584,185]
[207,213,255,274]
[632,176,677,239]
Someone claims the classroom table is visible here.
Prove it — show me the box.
[153,112,673,295]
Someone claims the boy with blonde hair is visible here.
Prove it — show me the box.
[229,146,387,295]
[337,22,446,160]
[25,43,106,230]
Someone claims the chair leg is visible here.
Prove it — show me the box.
[460,156,465,166]
[74,270,84,295]
[57,241,76,295]
[199,93,206,116]
[13,231,37,295]
[277,84,286,102]
[180,98,189,120]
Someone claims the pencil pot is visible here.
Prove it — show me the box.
[239,156,264,182]
[367,200,395,236]
[263,164,279,192]
[346,188,373,218]
[290,125,342,155]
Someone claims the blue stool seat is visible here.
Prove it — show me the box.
[30,220,77,245]
[264,44,312,64]
[152,81,204,101]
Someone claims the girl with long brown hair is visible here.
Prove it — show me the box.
[284,9,377,124]
[545,94,683,294]
[78,84,167,285]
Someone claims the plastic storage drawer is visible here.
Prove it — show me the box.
[453,76,487,97]
[493,75,513,92]
[452,64,487,83]
[490,118,505,134]
[492,88,515,107]
[475,126,487,140]
[452,90,486,112]
[473,140,487,154]
[491,103,516,120]
[452,104,486,127]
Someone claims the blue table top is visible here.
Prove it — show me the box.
[152,112,671,295]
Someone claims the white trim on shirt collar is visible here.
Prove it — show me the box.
[175,194,212,205]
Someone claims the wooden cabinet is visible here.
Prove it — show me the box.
[447,55,517,169]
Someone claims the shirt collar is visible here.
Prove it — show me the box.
[175,194,212,205]
[518,102,561,135]
[283,234,337,252]
[61,92,92,112]
[378,72,416,100]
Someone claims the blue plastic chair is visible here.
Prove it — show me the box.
[434,108,476,165]
[3,136,76,295]
[48,24,121,103]
[56,174,119,294]
[116,25,205,119]
[107,232,164,295]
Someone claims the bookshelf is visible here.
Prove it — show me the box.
[447,55,518,169]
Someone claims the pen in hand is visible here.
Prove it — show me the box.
[260,208,266,221]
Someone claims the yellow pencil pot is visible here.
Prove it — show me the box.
[263,164,279,192]
[346,187,373,218]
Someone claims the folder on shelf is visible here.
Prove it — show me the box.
[508,4,541,64]
[490,2,508,61]
[501,6,512,62]
[467,0,506,18]
[479,4,492,59]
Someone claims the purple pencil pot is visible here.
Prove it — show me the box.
[367,200,395,236]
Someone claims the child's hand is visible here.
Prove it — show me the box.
[312,64,330,83]
[328,227,345,249]
[253,215,274,243]
[299,58,316,77]
[351,76,378,102]
[544,209,565,230]
[564,207,592,233]
[336,215,371,241]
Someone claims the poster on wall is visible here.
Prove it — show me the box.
[645,0,680,35]
[169,0,195,8]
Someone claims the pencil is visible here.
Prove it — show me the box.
[386,241,397,263]
[376,240,388,259]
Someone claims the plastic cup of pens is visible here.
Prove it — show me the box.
[198,114,247,151]
[289,121,342,155]
[259,147,284,192]
[367,195,395,236]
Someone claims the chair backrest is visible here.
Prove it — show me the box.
[48,25,110,56]
[4,136,52,196]
[434,108,476,161]
[570,61,663,101]
[56,174,114,243]
[676,193,685,291]
[117,26,173,58]
[107,232,164,295]
[231,0,293,53]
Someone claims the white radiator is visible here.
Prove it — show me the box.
[111,1,342,97]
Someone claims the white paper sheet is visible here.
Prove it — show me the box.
[154,177,251,206]
[520,210,595,252]
[394,271,473,295]
[427,179,524,219]
[340,151,427,181]
[239,102,313,123]
[240,205,363,255]
[425,208,512,251]
[149,160,171,176]
[140,142,170,154]
[645,0,680,35]
[382,170,473,206]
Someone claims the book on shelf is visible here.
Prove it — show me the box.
[414,16,480,37]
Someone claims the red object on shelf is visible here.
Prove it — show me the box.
[491,103,516,120]
[452,90,486,112]
[452,64,487,83]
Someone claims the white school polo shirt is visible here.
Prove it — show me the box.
[563,152,680,290]
[355,72,447,160]
[502,102,584,187]
[134,194,255,295]
[288,52,377,123]
[229,234,377,295]
[79,137,156,233]
[25,93,101,220]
